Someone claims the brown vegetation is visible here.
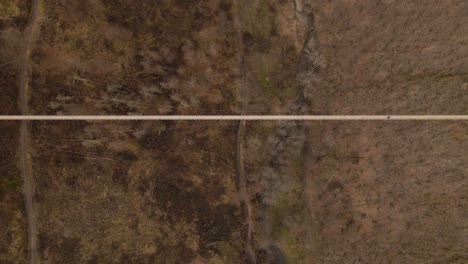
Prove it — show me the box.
[1,0,466,263]
[308,0,468,114]
[30,0,240,116]
[304,121,467,263]
[32,120,243,263]
[0,121,27,264]
[297,0,468,262]
[0,0,30,115]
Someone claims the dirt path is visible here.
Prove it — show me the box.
[19,0,42,263]
[232,1,256,263]
[236,118,256,263]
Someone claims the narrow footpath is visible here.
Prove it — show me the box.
[18,0,42,263]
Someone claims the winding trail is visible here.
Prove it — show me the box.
[236,118,256,263]
[19,0,42,263]
[232,1,256,263]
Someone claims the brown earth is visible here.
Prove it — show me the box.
[0,0,467,263]
[308,0,468,115]
[0,0,30,115]
[289,1,467,263]
[304,121,467,263]
[29,0,240,116]
[31,120,243,263]
[0,121,28,264]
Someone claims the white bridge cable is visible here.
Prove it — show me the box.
[0,115,466,121]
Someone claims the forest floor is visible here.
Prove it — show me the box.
[0,0,466,263]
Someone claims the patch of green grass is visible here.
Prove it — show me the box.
[270,189,308,263]
[271,192,305,234]
[280,85,298,102]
